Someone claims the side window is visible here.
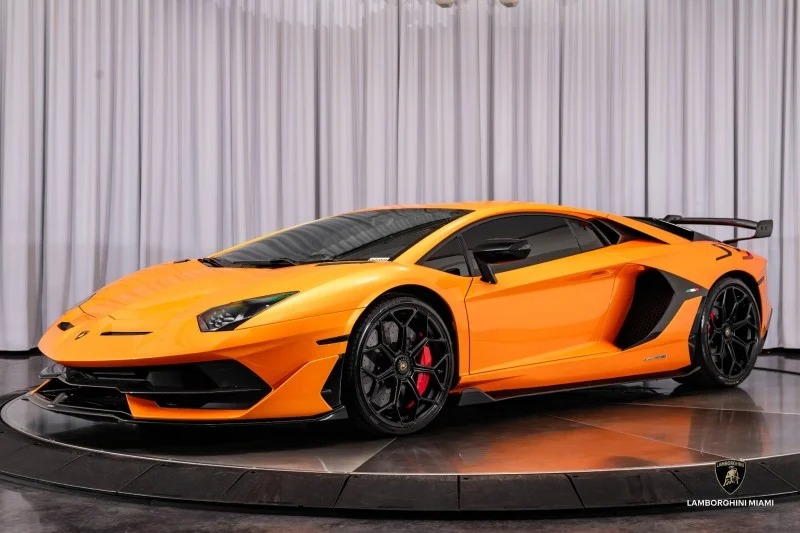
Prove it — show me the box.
[568,219,605,252]
[421,238,470,276]
[462,215,582,274]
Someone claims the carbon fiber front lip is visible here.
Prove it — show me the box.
[25,390,348,426]
[28,389,132,422]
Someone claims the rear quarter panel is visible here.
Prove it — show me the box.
[604,238,770,335]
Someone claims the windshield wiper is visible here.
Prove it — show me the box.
[305,254,336,263]
[230,257,300,268]
[198,257,229,268]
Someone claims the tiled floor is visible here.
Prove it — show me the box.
[2,351,800,531]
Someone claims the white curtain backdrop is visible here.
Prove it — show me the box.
[0,0,798,350]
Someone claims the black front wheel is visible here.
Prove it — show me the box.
[343,295,455,436]
[676,277,762,388]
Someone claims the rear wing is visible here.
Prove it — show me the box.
[662,215,773,245]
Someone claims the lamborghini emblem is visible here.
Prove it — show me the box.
[715,460,746,495]
[74,331,89,340]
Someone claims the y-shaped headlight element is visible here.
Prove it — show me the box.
[197,292,297,332]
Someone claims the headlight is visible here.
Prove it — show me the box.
[197,292,297,332]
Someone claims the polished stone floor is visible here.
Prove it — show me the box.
[2,350,800,531]
[8,351,800,475]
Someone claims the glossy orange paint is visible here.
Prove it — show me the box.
[37,202,771,422]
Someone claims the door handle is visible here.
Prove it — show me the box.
[589,269,613,279]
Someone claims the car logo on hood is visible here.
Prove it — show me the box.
[75,331,89,340]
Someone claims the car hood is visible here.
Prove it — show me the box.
[80,259,393,326]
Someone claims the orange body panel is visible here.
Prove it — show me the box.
[37,202,771,422]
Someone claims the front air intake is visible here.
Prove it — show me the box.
[39,360,271,413]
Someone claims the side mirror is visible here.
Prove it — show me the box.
[473,238,531,284]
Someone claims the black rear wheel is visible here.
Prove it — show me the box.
[343,295,455,436]
[676,277,761,388]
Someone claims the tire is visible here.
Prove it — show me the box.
[342,295,456,436]
[675,277,762,388]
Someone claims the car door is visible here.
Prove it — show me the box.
[463,214,621,374]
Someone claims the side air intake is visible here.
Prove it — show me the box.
[615,269,675,350]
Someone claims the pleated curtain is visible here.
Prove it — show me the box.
[0,0,798,350]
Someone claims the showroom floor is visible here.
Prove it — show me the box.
[1,352,799,532]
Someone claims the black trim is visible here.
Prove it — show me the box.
[39,363,66,378]
[595,218,666,245]
[629,216,702,241]
[615,270,673,349]
[320,357,343,408]
[36,360,271,412]
[99,331,151,336]
[615,269,707,351]
[565,219,607,252]
[633,270,707,348]
[456,234,477,277]
[589,219,623,245]
[458,366,697,404]
[316,334,349,346]
[314,261,373,267]
[687,295,706,367]
[661,215,774,244]
[415,234,475,278]
[457,388,494,406]
[26,392,346,426]
[712,243,733,261]
[760,308,773,354]
[32,381,132,418]
[476,258,497,284]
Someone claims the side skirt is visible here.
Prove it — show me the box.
[456,365,700,406]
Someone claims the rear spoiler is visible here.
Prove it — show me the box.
[662,215,773,245]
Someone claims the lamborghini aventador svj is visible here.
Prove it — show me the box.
[34,203,773,435]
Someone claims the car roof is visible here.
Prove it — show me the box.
[351,201,610,218]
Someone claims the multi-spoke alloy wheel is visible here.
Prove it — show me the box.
[677,277,762,388]
[343,296,455,435]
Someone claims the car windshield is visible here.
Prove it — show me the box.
[215,208,470,266]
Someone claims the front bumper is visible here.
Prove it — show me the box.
[38,307,356,421]
[31,356,347,424]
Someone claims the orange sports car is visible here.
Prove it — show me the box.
[34,203,773,435]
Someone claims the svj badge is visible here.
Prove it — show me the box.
[715,460,746,495]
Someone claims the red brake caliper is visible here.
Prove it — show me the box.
[406,334,432,408]
[416,345,432,395]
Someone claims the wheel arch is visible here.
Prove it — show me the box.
[359,284,461,388]
[683,269,764,386]
[721,270,762,316]
[679,269,762,369]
